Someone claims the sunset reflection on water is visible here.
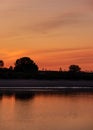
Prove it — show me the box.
[0,92,93,130]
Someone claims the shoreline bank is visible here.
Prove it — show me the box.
[0,80,93,93]
[0,79,93,87]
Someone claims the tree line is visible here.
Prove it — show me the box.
[0,56,81,72]
[0,57,38,72]
[0,56,93,80]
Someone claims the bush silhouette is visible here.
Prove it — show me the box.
[69,65,81,72]
[0,60,4,68]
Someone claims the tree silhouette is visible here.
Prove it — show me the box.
[69,65,81,72]
[9,66,13,71]
[0,60,4,68]
[14,57,38,72]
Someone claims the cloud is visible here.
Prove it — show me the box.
[1,47,93,70]
[30,0,93,33]
[30,46,93,71]
[86,0,93,9]
[1,0,93,35]
[31,12,83,33]
[26,47,93,55]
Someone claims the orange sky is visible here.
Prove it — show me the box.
[0,0,93,71]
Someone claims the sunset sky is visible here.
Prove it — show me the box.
[0,0,93,71]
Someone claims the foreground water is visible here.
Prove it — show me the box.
[0,92,93,130]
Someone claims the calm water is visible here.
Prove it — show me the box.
[0,92,93,130]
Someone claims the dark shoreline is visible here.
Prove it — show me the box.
[0,79,93,93]
[0,79,93,87]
